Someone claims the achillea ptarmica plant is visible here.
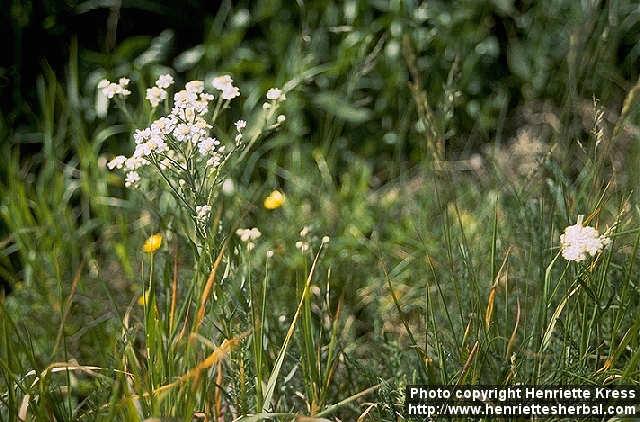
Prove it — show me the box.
[101,72,286,241]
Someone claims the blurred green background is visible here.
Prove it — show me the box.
[5,0,639,156]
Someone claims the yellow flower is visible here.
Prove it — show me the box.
[143,233,162,253]
[263,190,285,210]
[137,289,150,306]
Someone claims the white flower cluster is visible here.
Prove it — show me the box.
[296,225,311,252]
[102,72,286,239]
[234,119,246,145]
[266,88,284,101]
[560,217,610,262]
[98,78,131,99]
[145,74,174,107]
[262,88,286,113]
[195,205,211,225]
[295,226,330,253]
[295,241,310,252]
[106,75,247,189]
[236,227,261,251]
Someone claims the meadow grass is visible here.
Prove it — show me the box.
[2,2,640,421]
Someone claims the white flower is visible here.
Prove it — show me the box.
[125,171,140,187]
[173,124,193,143]
[149,135,168,153]
[195,205,212,223]
[107,155,126,170]
[212,75,233,90]
[266,250,274,258]
[300,226,310,237]
[211,75,240,100]
[236,227,261,243]
[194,116,212,131]
[266,88,283,100]
[118,79,131,96]
[125,156,145,171]
[102,82,120,99]
[133,142,153,158]
[146,86,167,107]
[222,179,235,195]
[234,120,247,132]
[560,216,610,262]
[185,80,204,94]
[198,137,220,155]
[156,74,174,89]
[151,116,177,135]
[173,89,199,110]
[99,79,130,99]
[184,107,197,123]
[322,236,330,244]
[133,128,151,144]
[221,85,240,100]
[206,151,225,168]
[295,241,310,252]
[276,114,286,124]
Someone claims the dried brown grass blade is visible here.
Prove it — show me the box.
[506,298,521,359]
[154,332,248,395]
[457,341,479,385]
[215,361,224,421]
[485,249,510,330]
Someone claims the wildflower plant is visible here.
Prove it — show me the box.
[103,73,286,254]
[93,72,312,418]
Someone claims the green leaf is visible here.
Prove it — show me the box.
[312,92,371,123]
